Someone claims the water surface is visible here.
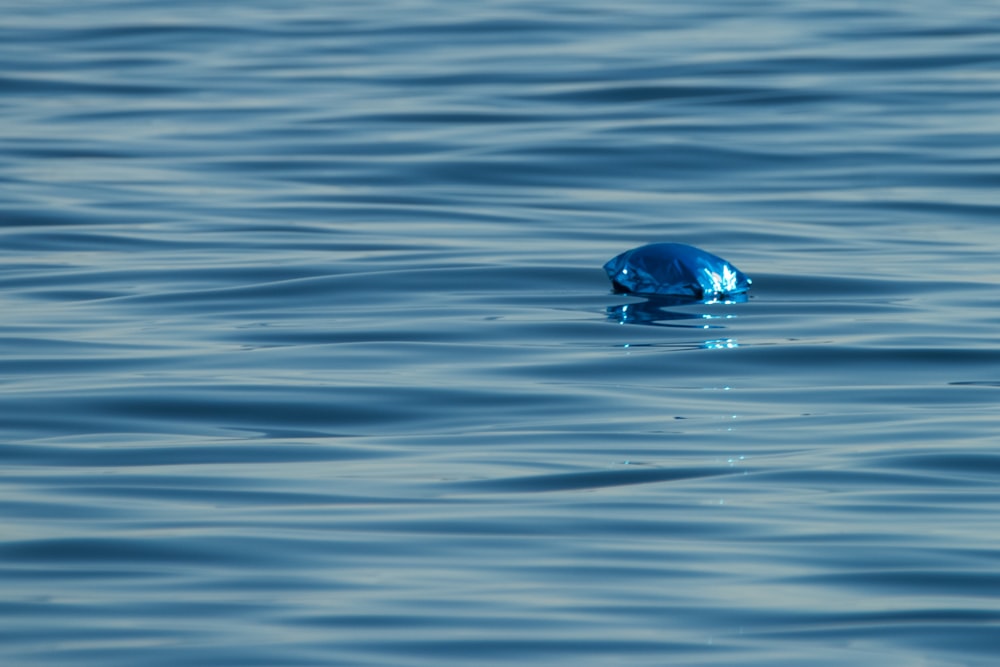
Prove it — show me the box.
[3,1,1000,665]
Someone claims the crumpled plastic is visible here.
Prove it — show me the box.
[603,243,751,303]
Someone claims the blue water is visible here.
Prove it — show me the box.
[3,2,1000,665]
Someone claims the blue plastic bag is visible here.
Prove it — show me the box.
[604,243,751,302]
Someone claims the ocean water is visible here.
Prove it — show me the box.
[3,1,1000,665]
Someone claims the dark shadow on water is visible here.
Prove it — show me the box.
[606,293,747,329]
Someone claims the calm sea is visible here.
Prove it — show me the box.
[3,1,1000,665]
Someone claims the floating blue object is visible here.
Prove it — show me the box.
[604,243,751,302]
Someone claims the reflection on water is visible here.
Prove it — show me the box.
[607,296,744,329]
[607,297,743,349]
[607,300,704,327]
[702,337,739,349]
